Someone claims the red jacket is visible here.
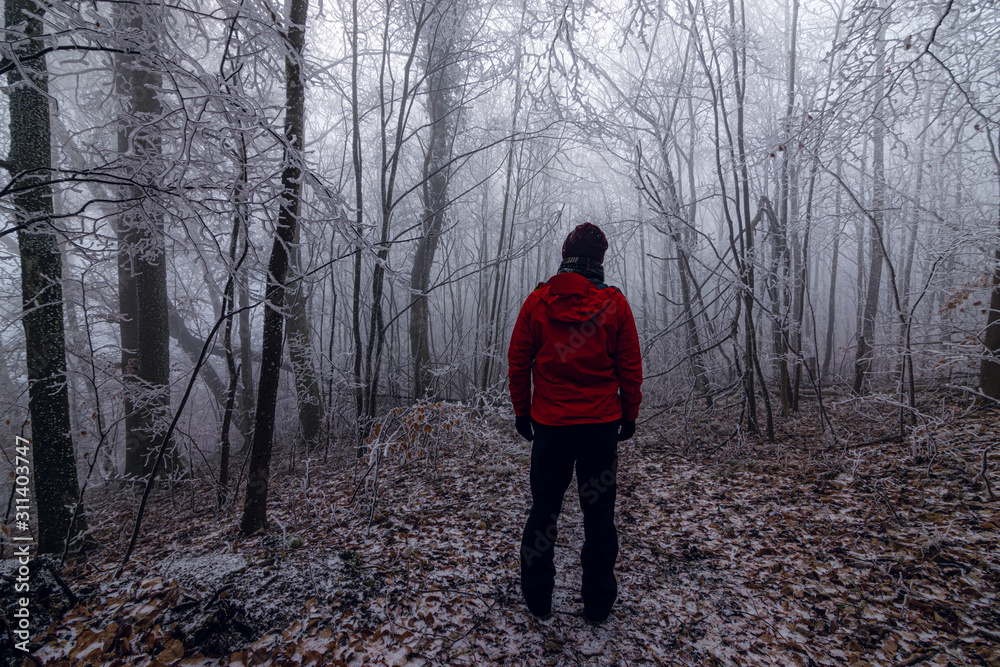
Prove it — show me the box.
[508,272,643,426]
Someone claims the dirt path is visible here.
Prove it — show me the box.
[14,403,1000,666]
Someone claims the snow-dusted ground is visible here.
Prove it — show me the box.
[8,401,1000,665]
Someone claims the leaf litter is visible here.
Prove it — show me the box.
[6,395,1000,666]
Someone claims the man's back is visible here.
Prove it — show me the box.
[507,222,643,624]
[508,271,642,426]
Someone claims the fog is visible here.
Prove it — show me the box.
[1,0,999,542]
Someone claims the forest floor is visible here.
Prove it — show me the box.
[4,391,1000,666]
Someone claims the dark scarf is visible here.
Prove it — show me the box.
[558,256,605,287]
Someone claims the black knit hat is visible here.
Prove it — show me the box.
[561,223,608,262]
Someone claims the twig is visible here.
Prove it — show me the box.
[114,303,258,579]
[874,482,902,523]
[260,572,280,591]
[205,583,234,608]
[272,516,288,546]
[39,557,79,608]
[894,638,959,666]
[348,454,380,505]
[979,445,996,501]
[439,589,502,655]
[366,447,383,532]
[845,433,902,449]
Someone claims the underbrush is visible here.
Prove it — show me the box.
[3,393,999,665]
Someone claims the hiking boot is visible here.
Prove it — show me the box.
[584,608,611,625]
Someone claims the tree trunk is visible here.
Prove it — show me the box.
[361,0,429,434]
[5,0,86,553]
[240,0,309,534]
[766,193,791,415]
[978,129,1000,400]
[822,179,842,380]
[791,159,816,411]
[733,0,772,440]
[219,133,250,506]
[480,15,523,392]
[637,191,650,343]
[286,226,326,450]
[694,0,770,437]
[772,0,799,416]
[411,0,461,400]
[238,266,255,449]
[897,91,930,389]
[350,0,365,451]
[649,139,713,407]
[852,2,888,396]
[114,0,176,481]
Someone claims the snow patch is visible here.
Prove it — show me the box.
[160,552,247,588]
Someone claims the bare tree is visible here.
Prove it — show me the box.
[361,0,432,431]
[852,0,889,396]
[978,127,1000,399]
[286,225,326,449]
[114,0,177,480]
[241,0,311,534]
[4,0,86,553]
[410,0,465,400]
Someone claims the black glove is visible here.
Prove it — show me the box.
[515,416,534,442]
[617,420,636,442]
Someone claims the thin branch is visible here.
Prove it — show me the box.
[0,44,128,77]
[114,302,260,578]
[980,445,996,502]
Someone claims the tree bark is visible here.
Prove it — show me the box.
[286,226,325,450]
[362,0,429,430]
[114,0,177,481]
[766,192,791,415]
[692,0,770,436]
[638,190,650,343]
[852,2,888,396]
[350,0,365,452]
[978,129,1000,400]
[411,0,461,400]
[822,177,842,380]
[791,159,816,411]
[638,137,713,407]
[772,0,799,416]
[219,131,250,505]
[5,0,86,553]
[479,4,523,392]
[237,266,255,449]
[240,0,309,534]
[733,0,772,440]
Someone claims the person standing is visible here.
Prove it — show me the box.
[508,222,643,624]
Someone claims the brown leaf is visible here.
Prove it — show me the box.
[158,638,184,664]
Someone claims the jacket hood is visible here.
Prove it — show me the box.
[541,272,614,323]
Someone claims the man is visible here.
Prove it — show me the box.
[508,222,643,624]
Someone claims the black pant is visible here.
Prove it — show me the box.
[519,421,619,619]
